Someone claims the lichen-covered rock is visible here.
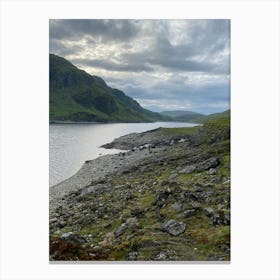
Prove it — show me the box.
[197,157,220,171]
[204,207,214,217]
[114,223,128,237]
[61,232,86,244]
[179,165,196,174]
[162,220,186,236]
[181,209,196,218]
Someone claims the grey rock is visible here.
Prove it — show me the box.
[204,207,214,217]
[154,252,167,261]
[190,201,201,209]
[172,203,183,212]
[168,173,178,180]
[162,220,186,236]
[197,157,220,171]
[210,211,230,225]
[179,165,196,174]
[61,232,86,244]
[201,190,215,200]
[181,209,196,218]
[50,218,58,223]
[127,252,138,260]
[217,203,224,210]
[207,254,224,261]
[114,223,128,237]
[208,168,217,175]
[210,176,223,184]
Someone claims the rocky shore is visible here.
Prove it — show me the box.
[49,117,230,261]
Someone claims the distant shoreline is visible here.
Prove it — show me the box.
[49,120,198,125]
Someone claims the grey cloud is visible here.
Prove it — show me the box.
[50,19,139,42]
[50,19,230,75]
[122,20,230,74]
[50,39,83,57]
[49,19,230,114]
[71,58,153,72]
[114,77,229,114]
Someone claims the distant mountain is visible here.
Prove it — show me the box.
[160,110,205,122]
[49,54,168,123]
[160,109,230,124]
[191,109,230,123]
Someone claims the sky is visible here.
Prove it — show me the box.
[49,19,230,114]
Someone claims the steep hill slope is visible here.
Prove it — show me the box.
[49,54,168,122]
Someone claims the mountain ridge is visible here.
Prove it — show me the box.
[49,54,169,123]
[161,109,230,123]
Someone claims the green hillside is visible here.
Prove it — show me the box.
[192,110,230,124]
[49,54,168,123]
[160,110,205,122]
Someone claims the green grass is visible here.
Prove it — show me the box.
[158,126,200,135]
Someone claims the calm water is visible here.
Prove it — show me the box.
[49,122,197,186]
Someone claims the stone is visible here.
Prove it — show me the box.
[50,218,58,223]
[211,177,222,184]
[190,201,201,209]
[162,220,186,236]
[207,254,223,261]
[61,232,86,244]
[210,211,230,225]
[168,173,178,180]
[208,168,217,175]
[181,209,196,218]
[172,203,183,212]
[204,207,214,217]
[154,252,167,261]
[197,157,220,171]
[114,223,128,237]
[127,251,138,260]
[179,165,196,174]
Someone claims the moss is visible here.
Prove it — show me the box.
[158,126,200,136]
[140,194,154,208]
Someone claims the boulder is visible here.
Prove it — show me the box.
[162,220,186,236]
[197,157,220,171]
[204,207,214,217]
[61,232,86,244]
[114,223,128,237]
[179,165,196,174]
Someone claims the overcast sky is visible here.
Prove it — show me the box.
[50,19,230,114]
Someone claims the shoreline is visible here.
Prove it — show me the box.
[49,126,200,210]
[49,120,231,261]
[49,122,200,187]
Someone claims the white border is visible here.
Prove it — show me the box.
[0,0,279,279]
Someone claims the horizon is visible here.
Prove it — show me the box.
[50,19,230,114]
